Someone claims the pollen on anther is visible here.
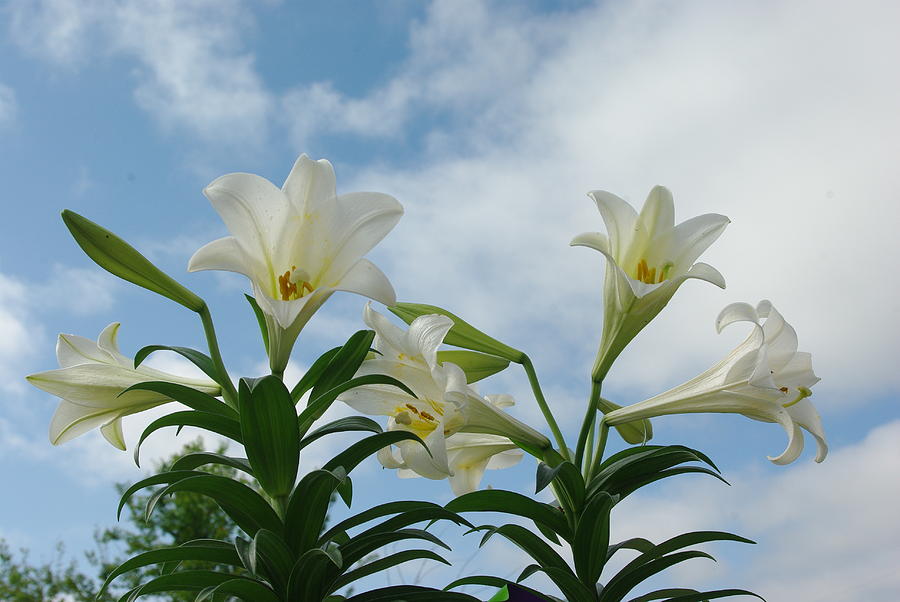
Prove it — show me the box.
[405,403,420,415]
[420,411,436,421]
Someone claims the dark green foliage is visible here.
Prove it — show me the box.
[447,444,763,602]
[101,330,467,601]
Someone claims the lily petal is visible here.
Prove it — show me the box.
[320,192,404,283]
[569,231,611,254]
[203,172,288,263]
[56,333,110,368]
[282,154,336,215]
[188,236,256,277]
[587,190,639,259]
[333,259,397,307]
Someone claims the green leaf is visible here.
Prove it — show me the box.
[320,501,446,543]
[309,330,375,399]
[61,210,204,312]
[168,452,253,476]
[445,578,560,601]
[600,551,716,602]
[239,376,300,497]
[132,410,242,467]
[132,345,225,389]
[478,524,573,579]
[286,548,341,601]
[298,373,414,437]
[436,349,510,383]
[353,507,472,541]
[514,565,596,602]
[322,430,428,475]
[390,302,525,363]
[145,474,282,537]
[250,529,294,597]
[332,549,449,591]
[588,445,725,501]
[626,589,698,602]
[299,416,383,451]
[117,471,203,519]
[446,490,571,542]
[122,381,234,418]
[339,528,449,567]
[98,545,241,596]
[196,578,281,602]
[118,570,242,601]
[290,346,341,403]
[536,460,585,513]
[660,589,765,602]
[606,538,655,563]
[284,467,347,555]
[345,585,480,601]
[573,492,615,586]
[245,294,270,355]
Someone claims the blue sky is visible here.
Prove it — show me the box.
[2,1,899,600]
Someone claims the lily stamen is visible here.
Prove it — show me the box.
[783,386,813,408]
[278,266,314,301]
[635,259,676,285]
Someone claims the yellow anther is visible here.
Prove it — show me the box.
[420,411,436,421]
[405,403,420,415]
[635,258,675,284]
[783,387,813,408]
[278,266,314,301]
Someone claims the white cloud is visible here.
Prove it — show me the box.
[316,0,900,410]
[8,0,272,147]
[0,272,40,394]
[611,419,900,601]
[35,264,119,315]
[0,83,16,127]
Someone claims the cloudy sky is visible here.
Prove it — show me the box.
[1,1,898,599]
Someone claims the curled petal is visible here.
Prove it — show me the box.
[682,262,726,289]
[716,302,759,333]
[569,231,610,254]
[406,314,454,370]
[786,398,828,463]
[100,417,127,451]
[397,425,451,479]
[188,236,255,277]
[377,444,406,470]
[56,333,109,368]
[333,259,397,307]
[767,407,806,465]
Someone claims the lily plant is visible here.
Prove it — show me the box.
[26,153,827,602]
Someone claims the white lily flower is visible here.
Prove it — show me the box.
[604,300,827,465]
[571,186,729,383]
[26,323,221,450]
[381,426,523,496]
[340,304,546,484]
[188,154,403,374]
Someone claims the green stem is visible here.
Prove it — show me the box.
[198,303,238,409]
[521,355,570,461]
[587,420,610,481]
[583,413,596,475]
[574,380,603,468]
